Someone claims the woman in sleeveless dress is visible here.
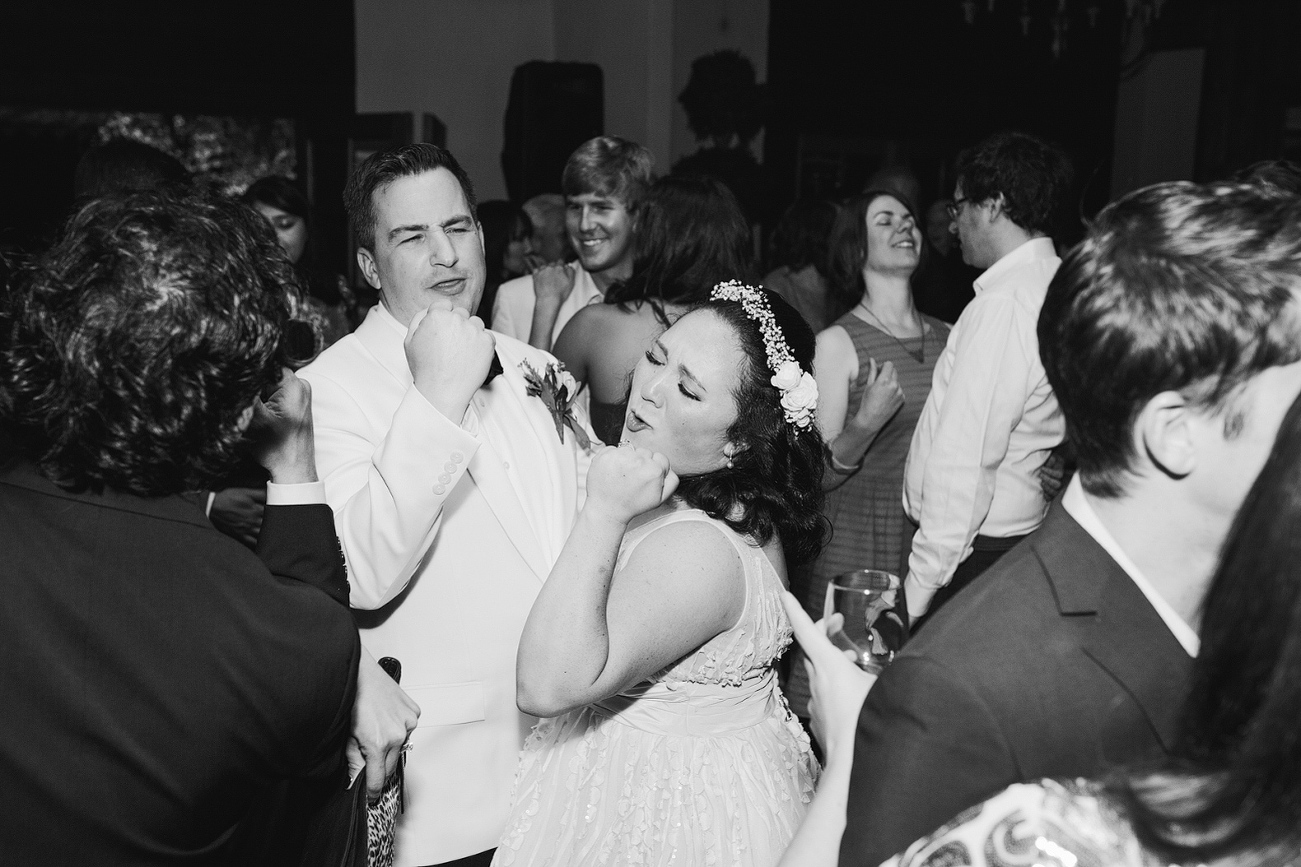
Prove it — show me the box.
[493,285,826,866]
[785,191,950,720]
[554,175,754,446]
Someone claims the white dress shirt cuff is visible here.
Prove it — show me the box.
[266,481,327,506]
[904,575,938,622]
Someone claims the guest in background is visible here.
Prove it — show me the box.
[779,180,1301,867]
[521,193,571,264]
[672,49,772,228]
[553,174,754,445]
[0,189,361,864]
[910,198,977,324]
[878,383,1301,860]
[72,137,190,200]
[497,286,823,867]
[783,190,949,723]
[903,131,1073,624]
[242,175,362,346]
[475,199,535,321]
[763,198,839,333]
[493,136,653,351]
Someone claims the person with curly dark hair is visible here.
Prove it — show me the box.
[0,189,416,864]
[902,130,1074,624]
[499,285,824,866]
[554,174,755,444]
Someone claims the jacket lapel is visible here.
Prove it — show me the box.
[354,307,555,582]
[464,431,551,582]
[1032,504,1191,752]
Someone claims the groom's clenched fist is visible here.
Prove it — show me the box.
[406,302,496,422]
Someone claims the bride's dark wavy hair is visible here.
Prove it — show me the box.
[672,289,828,564]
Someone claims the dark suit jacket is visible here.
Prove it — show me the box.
[839,501,1193,866]
[0,457,360,866]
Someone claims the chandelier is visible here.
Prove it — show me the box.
[960,0,1171,60]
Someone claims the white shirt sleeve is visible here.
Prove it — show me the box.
[265,480,327,505]
[904,293,1035,618]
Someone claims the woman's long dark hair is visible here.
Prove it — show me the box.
[241,176,343,306]
[827,189,921,322]
[671,290,827,565]
[1114,391,1301,863]
[604,175,754,325]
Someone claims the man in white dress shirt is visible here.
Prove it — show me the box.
[491,136,653,351]
[300,144,592,867]
[827,180,1301,866]
[902,131,1074,623]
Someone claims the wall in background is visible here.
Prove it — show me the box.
[356,0,557,200]
[669,0,769,169]
[356,0,769,199]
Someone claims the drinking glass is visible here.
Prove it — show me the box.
[825,570,906,673]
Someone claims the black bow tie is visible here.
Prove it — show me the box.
[482,353,504,389]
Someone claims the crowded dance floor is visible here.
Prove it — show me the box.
[4,1,1301,865]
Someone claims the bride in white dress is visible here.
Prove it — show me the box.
[493,284,827,867]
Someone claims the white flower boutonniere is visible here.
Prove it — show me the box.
[520,360,592,450]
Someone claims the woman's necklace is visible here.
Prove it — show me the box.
[856,302,927,364]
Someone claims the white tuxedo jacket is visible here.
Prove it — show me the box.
[300,305,591,865]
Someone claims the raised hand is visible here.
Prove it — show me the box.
[532,262,578,307]
[780,592,877,768]
[585,443,679,526]
[849,358,904,437]
[405,302,496,422]
[248,368,317,485]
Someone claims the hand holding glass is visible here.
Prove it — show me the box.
[825,570,906,673]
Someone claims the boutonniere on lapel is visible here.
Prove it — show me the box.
[519,360,592,450]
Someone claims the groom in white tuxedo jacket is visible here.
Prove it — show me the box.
[300,145,593,867]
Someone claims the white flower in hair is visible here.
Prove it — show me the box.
[780,371,819,430]
[771,360,803,392]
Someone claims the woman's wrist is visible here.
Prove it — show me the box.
[828,450,863,475]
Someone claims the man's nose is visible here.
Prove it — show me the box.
[429,228,457,265]
[578,207,595,232]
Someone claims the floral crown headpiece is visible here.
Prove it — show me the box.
[710,280,818,432]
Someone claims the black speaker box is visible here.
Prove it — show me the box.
[501,60,604,202]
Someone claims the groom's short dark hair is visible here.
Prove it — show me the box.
[344,143,479,251]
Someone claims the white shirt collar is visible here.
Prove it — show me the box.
[974,236,1058,294]
[374,300,409,336]
[1061,476,1200,657]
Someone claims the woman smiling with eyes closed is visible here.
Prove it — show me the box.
[784,190,951,726]
[493,285,826,867]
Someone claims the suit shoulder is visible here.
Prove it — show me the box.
[496,274,535,302]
